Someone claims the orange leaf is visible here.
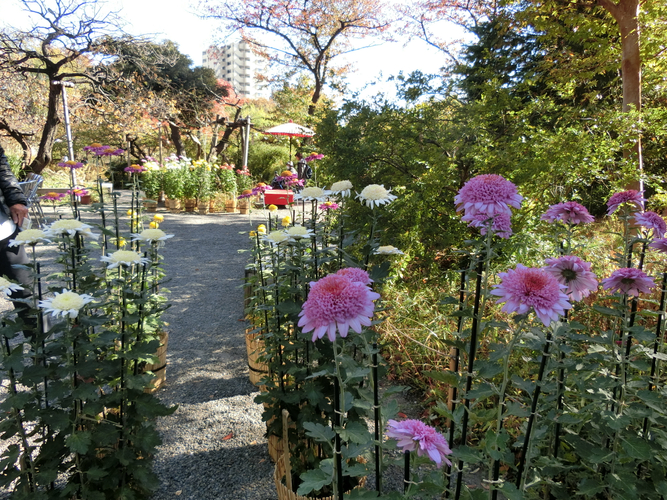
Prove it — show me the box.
[222,432,233,440]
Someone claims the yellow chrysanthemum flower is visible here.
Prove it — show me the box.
[268,204,278,212]
[149,221,159,229]
[153,214,164,222]
[281,216,292,227]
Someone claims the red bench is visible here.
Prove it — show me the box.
[264,189,294,206]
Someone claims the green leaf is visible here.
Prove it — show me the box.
[466,383,497,400]
[339,421,370,444]
[451,445,483,464]
[654,481,667,497]
[66,431,92,454]
[297,468,332,496]
[577,478,604,496]
[303,421,336,443]
[477,361,504,379]
[621,435,652,461]
[593,305,622,317]
[85,467,108,480]
[498,481,523,500]
[277,301,301,315]
[424,371,458,385]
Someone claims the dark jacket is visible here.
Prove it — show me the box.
[0,146,28,216]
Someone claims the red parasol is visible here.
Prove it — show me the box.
[263,120,315,157]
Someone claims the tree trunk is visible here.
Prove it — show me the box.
[214,108,243,157]
[0,118,33,174]
[27,82,62,175]
[309,82,322,116]
[168,121,185,158]
[597,0,642,189]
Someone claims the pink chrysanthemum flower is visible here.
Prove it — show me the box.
[298,274,380,342]
[461,212,512,239]
[541,202,594,225]
[454,174,523,217]
[385,419,452,468]
[635,211,667,238]
[491,264,571,326]
[67,188,89,197]
[336,267,372,285]
[544,256,598,302]
[606,190,646,215]
[41,192,67,202]
[57,160,84,169]
[649,238,667,254]
[601,268,656,297]
[124,164,146,174]
[319,201,340,211]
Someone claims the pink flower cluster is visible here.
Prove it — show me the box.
[541,201,594,225]
[236,166,251,176]
[319,201,340,211]
[601,268,655,297]
[83,144,125,157]
[461,212,512,239]
[455,174,522,239]
[606,190,645,215]
[67,188,89,197]
[635,211,667,238]
[124,165,147,174]
[41,192,67,202]
[491,264,571,326]
[385,419,452,468]
[57,160,84,170]
[298,269,380,342]
[304,153,324,162]
[544,256,598,302]
[252,184,272,195]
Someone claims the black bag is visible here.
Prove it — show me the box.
[303,164,313,180]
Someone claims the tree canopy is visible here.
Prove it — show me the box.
[196,0,393,114]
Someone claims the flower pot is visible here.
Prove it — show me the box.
[197,202,210,215]
[274,456,367,500]
[79,194,92,205]
[166,199,181,213]
[238,199,250,215]
[141,331,168,393]
[143,200,157,212]
[225,198,238,213]
[184,198,197,212]
[245,330,268,386]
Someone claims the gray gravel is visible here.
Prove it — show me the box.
[148,207,278,500]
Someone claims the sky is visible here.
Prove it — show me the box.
[3,0,457,99]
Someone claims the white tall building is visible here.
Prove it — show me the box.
[202,41,268,99]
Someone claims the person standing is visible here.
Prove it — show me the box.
[295,152,311,181]
[0,144,33,328]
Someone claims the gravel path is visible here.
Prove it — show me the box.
[148,208,278,500]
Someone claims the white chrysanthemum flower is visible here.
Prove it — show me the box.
[100,250,151,269]
[263,230,290,246]
[374,245,405,255]
[46,219,98,239]
[131,229,175,244]
[295,186,329,202]
[8,229,51,246]
[286,225,315,239]
[356,184,398,209]
[39,289,94,319]
[329,180,353,198]
[0,277,24,296]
